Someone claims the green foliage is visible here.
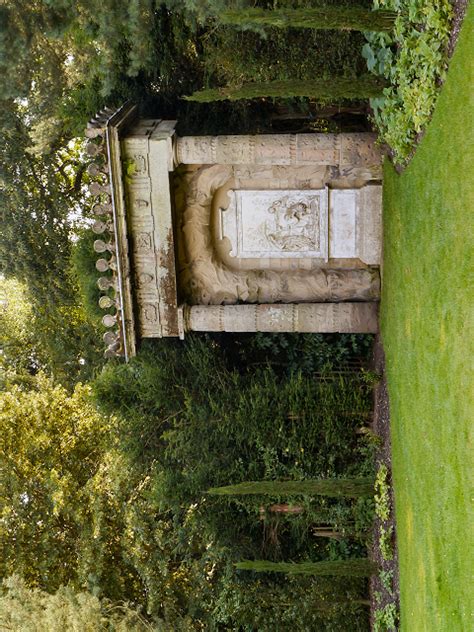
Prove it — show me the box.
[374,463,390,521]
[89,336,375,624]
[0,331,376,627]
[208,477,375,498]
[0,376,115,592]
[70,228,106,328]
[379,568,394,594]
[0,279,44,384]
[219,7,397,32]
[247,331,373,374]
[0,103,103,386]
[186,76,387,102]
[378,525,394,561]
[199,17,368,108]
[362,0,453,163]
[236,558,376,576]
[93,337,374,496]
[211,573,370,631]
[374,602,399,631]
[374,464,394,558]
[0,576,152,632]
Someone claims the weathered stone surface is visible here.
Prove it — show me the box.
[340,133,382,167]
[185,303,378,333]
[122,122,180,338]
[177,164,381,306]
[221,189,329,260]
[175,133,382,167]
[93,110,384,354]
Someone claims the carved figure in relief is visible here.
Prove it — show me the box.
[265,197,319,251]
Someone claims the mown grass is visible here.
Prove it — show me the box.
[381,5,473,631]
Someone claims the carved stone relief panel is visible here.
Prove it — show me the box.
[221,189,329,260]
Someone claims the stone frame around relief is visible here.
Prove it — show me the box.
[178,164,380,306]
[220,188,329,261]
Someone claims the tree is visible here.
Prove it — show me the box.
[0,376,113,591]
[208,477,375,499]
[0,100,103,385]
[186,76,387,102]
[236,558,376,577]
[0,576,152,632]
[217,7,397,32]
[0,372,217,622]
[0,278,44,386]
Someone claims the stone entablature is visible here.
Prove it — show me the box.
[175,133,382,168]
[121,118,179,340]
[85,104,383,359]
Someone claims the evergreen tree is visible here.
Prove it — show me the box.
[218,7,397,33]
[208,477,374,498]
[236,558,376,577]
[186,76,387,102]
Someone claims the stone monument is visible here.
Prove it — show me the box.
[86,103,382,359]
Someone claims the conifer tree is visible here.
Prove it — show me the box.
[236,558,376,577]
[218,7,397,32]
[208,477,374,499]
[186,76,387,102]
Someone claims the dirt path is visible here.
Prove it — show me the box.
[369,336,400,629]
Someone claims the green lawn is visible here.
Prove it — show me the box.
[380,5,474,631]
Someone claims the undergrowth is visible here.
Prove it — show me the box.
[363,0,453,163]
[88,336,376,627]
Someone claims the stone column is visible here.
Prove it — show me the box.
[184,303,378,334]
[174,133,381,168]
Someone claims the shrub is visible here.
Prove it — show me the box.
[0,576,151,632]
[374,601,399,631]
[362,0,453,163]
[93,336,375,565]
